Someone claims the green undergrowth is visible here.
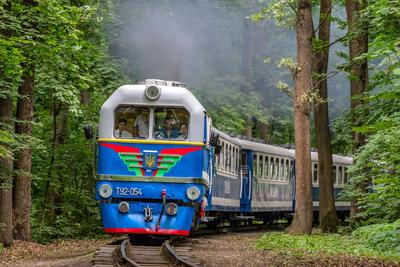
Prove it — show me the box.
[256,230,400,262]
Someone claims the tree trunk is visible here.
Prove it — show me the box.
[13,64,35,241]
[0,0,14,246]
[0,95,14,246]
[240,18,255,92]
[41,101,67,224]
[312,0,339,232]
[345,0,368,217]
[288,0,313,234]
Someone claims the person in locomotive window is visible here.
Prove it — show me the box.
[133,108,149,138]
[175,122,188,140]
[156,118,179,139]
[114,118,132,138]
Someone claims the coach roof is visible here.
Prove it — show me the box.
[234,138,294,158]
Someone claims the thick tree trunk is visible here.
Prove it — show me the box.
[13,64,35,240]
[288,0,313,234]
[312,0,339,232]
[345,0,368,217]
[0,96,14,246]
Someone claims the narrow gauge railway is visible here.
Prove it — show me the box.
[92,238,201,267]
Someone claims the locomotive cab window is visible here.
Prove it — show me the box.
[114,106,149,139]
[153,107,189,140]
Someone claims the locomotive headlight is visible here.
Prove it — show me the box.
[186,186,201,201]
[145,85,161,101]
[166,203,178,216]
[99,183,113,198]
[118,202,129,213]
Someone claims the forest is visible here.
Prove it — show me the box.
[0,0,399,264]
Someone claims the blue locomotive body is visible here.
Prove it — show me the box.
[94,79,352,236]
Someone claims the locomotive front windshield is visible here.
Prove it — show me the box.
[154,107,189,140]
[114,106,189,140]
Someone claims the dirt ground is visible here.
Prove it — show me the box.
[0,238,116,267]
[2,233,399,267]
[190,232,400,267]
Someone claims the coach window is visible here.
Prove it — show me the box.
[253,154,257,178]
[344,166,348,184]
[114,106,150,139]
[236,148,239,173]
[264,156,269,179]
[313,163,318,183]
[218,141,224,171]
[333,165,337,185]
[286,159,290,181]
[269,157,275,180]
[236,148,240,174]
[338,166,343,185]
[153,107,189,140]
[280,158,285,180]
[258,155,263,178]
[226,144,230,172]
[275,158,279,179]
[220,142,224,171]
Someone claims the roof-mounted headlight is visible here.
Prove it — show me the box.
[145,85,161,101]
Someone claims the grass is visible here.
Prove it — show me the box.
[256,231,400,262]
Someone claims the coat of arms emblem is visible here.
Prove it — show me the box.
[143,151,158,171]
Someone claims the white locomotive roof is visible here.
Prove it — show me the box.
[234,138,294,158]
[99,81,206,142]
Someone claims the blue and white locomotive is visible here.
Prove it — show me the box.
[92,79,352,236]
[95,80,211,236]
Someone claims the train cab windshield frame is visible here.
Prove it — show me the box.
[113,105,190,141]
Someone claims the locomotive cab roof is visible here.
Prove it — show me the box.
[99,80,207,143]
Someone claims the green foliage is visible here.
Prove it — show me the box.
[251,0,296,27]
[0,130,14,159]
[256,232,400,261]
[7,0,131,243]
[342,113,400,222]
[352,220,400,254]
[330,113,352,155]
[192,77,269,134]
[340,0,400,224]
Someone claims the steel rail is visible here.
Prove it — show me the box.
[120,239,141,267]
[161,240,199,267]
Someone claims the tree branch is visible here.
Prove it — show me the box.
[312,0,339,37]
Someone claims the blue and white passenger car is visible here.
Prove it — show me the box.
[95,79,212,236]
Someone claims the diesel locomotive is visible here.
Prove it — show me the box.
[88,79,352,236]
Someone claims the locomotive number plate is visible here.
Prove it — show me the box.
[116,187,143,196]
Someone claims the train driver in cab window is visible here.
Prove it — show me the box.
[133,108,149,138]
[155,118,179,139]
[114,118,132,138]
[176,122,188,140]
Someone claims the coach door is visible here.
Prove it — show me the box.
[240,150,251,211]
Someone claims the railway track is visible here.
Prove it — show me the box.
[92,238,202,267]
[92,223,287,266]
